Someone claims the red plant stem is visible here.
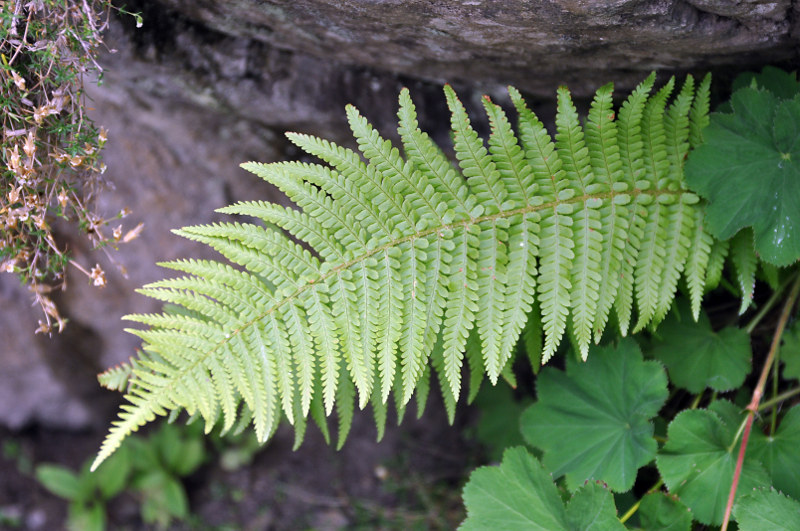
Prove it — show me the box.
[720,273,800,531]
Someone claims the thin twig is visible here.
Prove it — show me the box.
[758,387,800,413]
[745,274,795,334]
[619,479,663,524]
[720,272,800,531]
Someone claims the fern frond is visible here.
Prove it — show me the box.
[94,75,716,470]
[731,229,757,314]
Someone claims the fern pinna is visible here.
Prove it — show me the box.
[94,73,714,470]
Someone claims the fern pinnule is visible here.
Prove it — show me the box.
[632,78,675,333]
[652,76,697,325]
[731,229,758,314]
[397,88,474,220]
[585,83,628,343]
[556,87,604,360]
[93,75,716,471]
[613,74,655,336]
[483,97,541,371]
[508,87,575,363]
[682,74,714,320]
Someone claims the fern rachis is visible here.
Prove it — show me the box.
[93,74,715,470]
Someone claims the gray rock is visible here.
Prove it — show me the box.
[0,277,92,429]
[151,0,795,97]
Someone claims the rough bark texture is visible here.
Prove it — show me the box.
[1,0,797,428]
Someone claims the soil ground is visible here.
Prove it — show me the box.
[0,392,477,530]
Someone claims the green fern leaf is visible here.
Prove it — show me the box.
[684,206,714,320]
[633,78,675,332]
[483,97,540,376]
[556,87,604,360]
[614,73,655,335]
[509,87,574,363]
[93,75,715,470]
[730,229,758,314]
[398,88,474,221]
[97,362,134,392]
[584,82,628,344]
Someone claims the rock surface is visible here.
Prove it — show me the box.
[1,0,797,429]
[152,0,795,97]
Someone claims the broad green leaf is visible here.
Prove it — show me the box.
[461,447,570,530]
[565,482,626,531]
[460,447,624,531]
[637,492,692,531]
[749,405,800,500]
[93,443,132,499]
[656,405,770,525]
[734,488,800,531]
[35,465,84,502]
[520,338,668,492]
[731,66,800,101]
[685,88,800,266]
[780,320,800,381]
[650,299,751,393]
[155,423,206,477]
[169,437,205,477]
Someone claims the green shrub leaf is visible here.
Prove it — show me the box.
[733,488,800,531]
[461,447,569,530]
[35,465,84,502]
[731,66,800,102]
[749,405,800,500]
[461,447,623,530]
[136,470,189,526]
[565,481,626,530]
[637,492,692,531]
[685,87,800,266]
[650,299,751,393]
[67,502,105,531]
[520,338,668,492]
[93,443,132,499]
[656,403,770,525]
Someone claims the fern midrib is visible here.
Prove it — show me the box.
[138,186,693,410]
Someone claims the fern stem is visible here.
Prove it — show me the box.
[689,391,703,409]
[771,351,780,435]
[721,273,800,531]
